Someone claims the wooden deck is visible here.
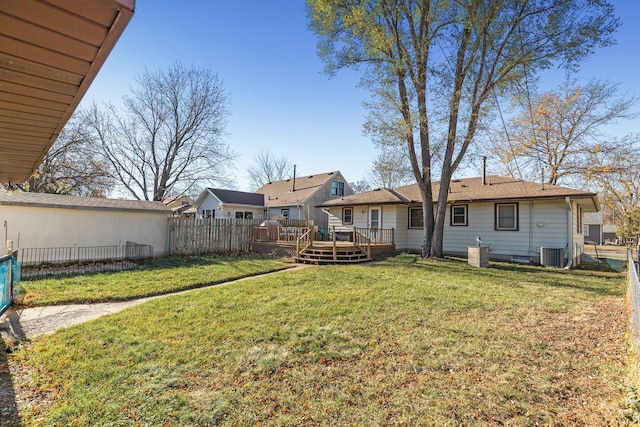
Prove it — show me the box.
[253,225,396,264]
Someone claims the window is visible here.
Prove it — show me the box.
[202,209,214,219]
[264,209,269,219]
[281,208,289,219]
[245,211,253,219]
[450,205,468,226]
[495,203,519,231]
[342,207,353,224]
[577,206,583,233]
[235,211,244,219]
[331,180,345,196]
[409,207,423,229]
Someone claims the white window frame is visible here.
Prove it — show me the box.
[342,207,353,225]
[495,203,519,231]
[450,205,468,226]
[408,207,423,229]
[331,180,345,196]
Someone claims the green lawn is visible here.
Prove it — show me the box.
[9,255,632,425]
[16,256,291,307]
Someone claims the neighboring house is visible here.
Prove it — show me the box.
[194,188,265,220]
[0,191,171,257]
[163,195,195,217]
[583,211,603,244]
[317,176,599,266]
[256,171,353,228]
[603,224,617,244]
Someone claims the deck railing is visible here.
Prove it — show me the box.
[355,227,394,244]
[353,228,371,259]
[296,227,315,256]
[254,226,312,243]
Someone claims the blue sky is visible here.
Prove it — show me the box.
[80,0,640,192]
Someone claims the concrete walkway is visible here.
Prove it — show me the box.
[0,264,310,342]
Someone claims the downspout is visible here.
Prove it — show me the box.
[564,197,573,269]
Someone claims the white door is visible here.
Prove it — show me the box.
[369,207,381,241]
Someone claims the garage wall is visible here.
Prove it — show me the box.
[1,205,169,257]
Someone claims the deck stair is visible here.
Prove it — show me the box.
[295,243,371,264]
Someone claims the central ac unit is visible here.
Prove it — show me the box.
[540,247,564,267]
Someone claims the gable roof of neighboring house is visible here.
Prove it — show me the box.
[317,176,599,211]
[257,171,345,207]
[0,191,171,214]
[196,188,265,208]
[163,195,195,215]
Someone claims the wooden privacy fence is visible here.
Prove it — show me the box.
[168,217,262,255]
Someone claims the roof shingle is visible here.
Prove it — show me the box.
[0,192,172,213]
[257,171,342,207]
[207,188,264,207]
[317,176,599,210]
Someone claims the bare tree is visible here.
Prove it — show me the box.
[84,62,235,201]
[350,179,372,193]
[9,114,111,196]
[492,78,636,185]
[246,150,293,190]
[308,0,619,257]
[583,136,640,225]
[368,148,414,189]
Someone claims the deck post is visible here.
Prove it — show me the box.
[391,227,395,244]
[332,226,337,261]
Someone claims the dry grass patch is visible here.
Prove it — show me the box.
[7,255,632,426]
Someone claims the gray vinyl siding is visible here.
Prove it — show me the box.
[409,200,570,261]
[327,199,577,262]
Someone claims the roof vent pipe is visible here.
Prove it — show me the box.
[292,164,296,192]
[482,156,487,185]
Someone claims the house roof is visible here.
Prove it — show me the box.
[256,171,344,207]
[198,188,265,207]
[0,191,171,214]
[163,195,194,214]
[317,176,600,211]
[0,0,135,183]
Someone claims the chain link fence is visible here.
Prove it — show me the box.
[628,248,640,351]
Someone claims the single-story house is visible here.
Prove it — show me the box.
[256,171,353,228]
[164,195,195,217]
[194,188,265,220]
[583,211,603,244]
[317,176,599,266]
[603,224,617,244]
[0,191,171,257]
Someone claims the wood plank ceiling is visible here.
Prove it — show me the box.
[0,0,134,183]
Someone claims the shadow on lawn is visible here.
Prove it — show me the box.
[373,253,624,297]
[0,336,20,427]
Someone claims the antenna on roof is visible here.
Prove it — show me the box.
[482,156,487,186]
[292,165,296,192]
[541,166,545,191]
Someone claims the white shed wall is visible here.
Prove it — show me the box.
[1,205,169,256]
